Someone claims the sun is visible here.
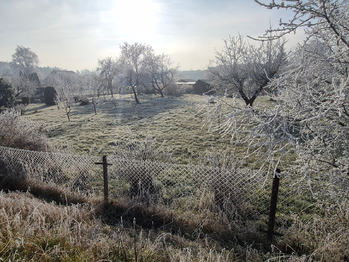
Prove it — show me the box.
[110,0,161,39]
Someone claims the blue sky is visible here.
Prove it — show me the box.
[0,0,305,71]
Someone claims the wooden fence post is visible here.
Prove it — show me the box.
[268,168,281,240]
[95,155,112,202]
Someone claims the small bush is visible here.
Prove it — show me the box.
[44,86,57,105]
[22,97,29,105]
[113,134,172,162]
[0,110,51,151]
[74,95,89,105]
[163,83,185,97]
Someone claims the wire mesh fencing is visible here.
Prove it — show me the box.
[0,146,101,195]
[107,156,272,217]
[2,145,342,233]
[0,146,272,217]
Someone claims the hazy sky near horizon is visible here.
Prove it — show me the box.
[0,0,305,72]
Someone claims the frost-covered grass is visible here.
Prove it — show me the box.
[0,190,252,261]
[22,94,253,163]
[2,94,349,261]
[1,188,348,261]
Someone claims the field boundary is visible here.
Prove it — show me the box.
[0,145,324,236]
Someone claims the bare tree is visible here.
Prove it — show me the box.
[209,35,286,106]
[206,0,349,180]
[11,46,39,75]
[98,57,118,97]
[51,71,80,121]
[119,42,154,104]
[247,38,286,101]
[84,72,103,115]
[10,72,39,98]
[148,53,178,97]
[254,0,349,48]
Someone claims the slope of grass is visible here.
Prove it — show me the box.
[23,94,240,163]
[1,187,348,261]
[3,94,349,261]
[0,190,257,261]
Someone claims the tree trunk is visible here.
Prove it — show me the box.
[131,86,140,104]
[239,87,262,107]
[108,80,113,98]
[159,89,164,98]
[93,102,97,115]
[238,90,254,107]
[66,105,71,121]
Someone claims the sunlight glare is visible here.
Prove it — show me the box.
[111,0,161,39]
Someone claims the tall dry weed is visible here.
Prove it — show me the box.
[275,201,349,261]
[0,191,246,261]
[0,110,51,151]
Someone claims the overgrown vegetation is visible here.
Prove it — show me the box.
[0,110,51,151]
[1,93,348,261]
[1,182,348,261]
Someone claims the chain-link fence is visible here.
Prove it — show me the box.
[0,145,337,234]
[0,146,100,194]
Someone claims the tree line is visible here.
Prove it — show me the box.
[0,43,179,118]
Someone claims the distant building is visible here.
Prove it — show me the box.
[175,79,197,86]
[192,79,212,95]
[43,70,79,86]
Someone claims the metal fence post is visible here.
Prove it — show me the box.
[268,168,281,240]
[95,155,112,202]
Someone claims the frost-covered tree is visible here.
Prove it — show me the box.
[11,46,39,75]
[50,71,80,121]
[208,34,286,106]
[147,53,178,97]
[119,42,154,104]
[10,72,40,98]
[208,35,249,101]
[206,0,349,183]
[84,72,103,115]
[97,57,118,97]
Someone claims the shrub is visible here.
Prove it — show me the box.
[0,77,16,108]
[0,111,52,192]
[163,83,185,97]
[0,110,51,151]
[74,95,89,105]
[22,97,29,105]
[113,134,172,162]
[44,86,57,105]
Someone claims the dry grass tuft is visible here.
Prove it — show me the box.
[1,182,348,261]
[0,110,52,152]
[0,191,242,261]
[275,202,349,261]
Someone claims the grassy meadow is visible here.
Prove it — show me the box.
[22,94,248,163]
[2,94,349,261]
